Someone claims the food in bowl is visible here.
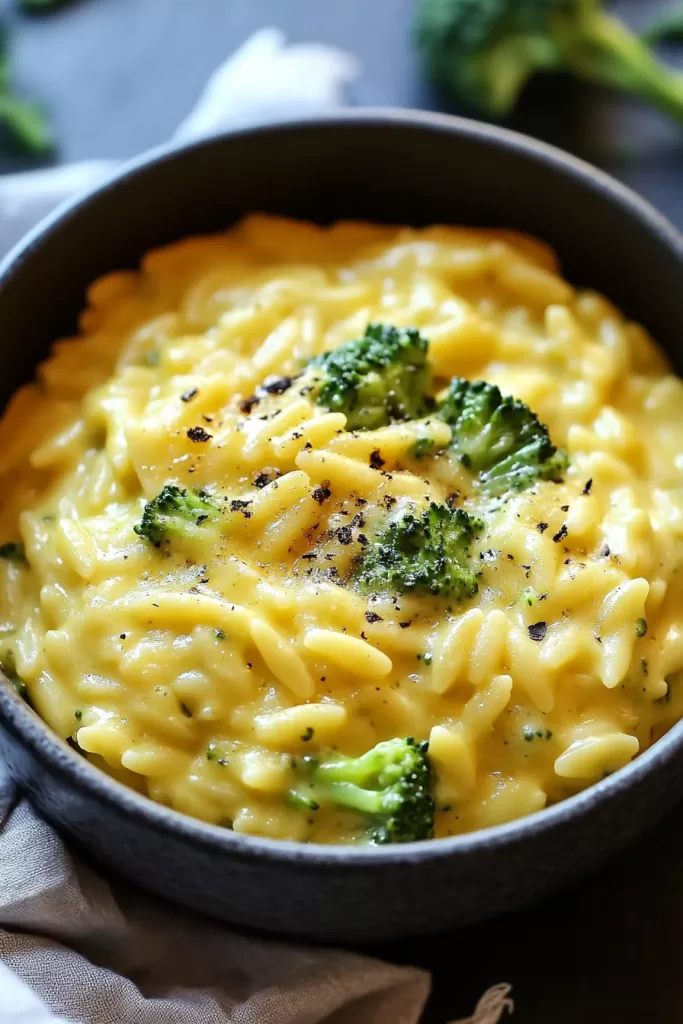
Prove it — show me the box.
[1,213,681,846]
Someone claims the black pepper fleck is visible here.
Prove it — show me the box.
[187,426,212,443]
[230,499,253,518]
[312,484,332,505]
[261,375,294,395]
[528,621,547,642]
[552,524,568,543]
[239,395,260,414]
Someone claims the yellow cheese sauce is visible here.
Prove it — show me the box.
[1,214,683,844]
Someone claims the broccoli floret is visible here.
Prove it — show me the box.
[134,485,220,547]
[438,378,567,497]
[356,501,483,599]
[0,28,52,153]
[288,737,434,843]
[0,542,26,564]
[309,323,430,431]
[416,0,683,124]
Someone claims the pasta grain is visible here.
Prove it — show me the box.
[0,215,681,843]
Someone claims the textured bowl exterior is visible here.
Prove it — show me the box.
[1,111,683,943]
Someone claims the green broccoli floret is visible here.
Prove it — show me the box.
[438,378,567,497]
[134,485,220,547]
[0,27,52,153]
[356,501,483,599]
[288,737,434,843]
[309,323,430,431]
[0,542,26,564]
[416,0,683,124]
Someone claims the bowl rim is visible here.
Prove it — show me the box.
[2,105,683,867]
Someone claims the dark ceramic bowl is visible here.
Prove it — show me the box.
[1,110,683,943]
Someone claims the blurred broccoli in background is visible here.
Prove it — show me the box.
[416,0,683,124]
[0,23,51,152]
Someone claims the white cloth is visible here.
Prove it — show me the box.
[0,28,359,259]
[0,29,513,1023]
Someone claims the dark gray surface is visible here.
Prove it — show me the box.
[2,1,683,1021]
[4,0,683,227]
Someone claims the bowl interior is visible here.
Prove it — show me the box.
[1,110,683,864]
[2,110,683,416]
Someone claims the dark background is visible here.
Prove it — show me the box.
[5,0,683,228]
[3,1,683,1021]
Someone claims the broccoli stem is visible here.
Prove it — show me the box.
[0,92,52,153]
[288,738,434,843]
[313,750,404,814]
[313,747,389,786]
[314,781,392,816]
[560,10,683,123]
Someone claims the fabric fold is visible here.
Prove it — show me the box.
[0,770,431,1024]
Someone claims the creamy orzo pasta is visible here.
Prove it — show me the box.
[0,214,681,844]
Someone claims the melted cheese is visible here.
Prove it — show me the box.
[1,214,682,843]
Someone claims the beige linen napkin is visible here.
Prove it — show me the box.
[0,769,432,1023]
[0,770,514,1023]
